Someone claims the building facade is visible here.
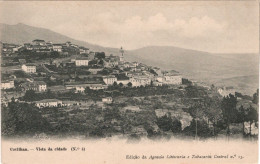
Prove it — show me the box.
[53,44,63,52]
[103,75,117,85]
[20,81,47,92]
[163,75,182,85]
[32,39,46,46]
[1,80,15,90]
[102,97,113,104]
[79,47,89,54]
[75,58,89,66]
[35,99,62,108]
[22,64,36,73]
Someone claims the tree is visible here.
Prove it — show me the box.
[119,83,123,88]
[182,78,192,86]
[113,82,117,87]
[210,84,215,90]
[252,89,259,104]
[50,51,59,59]
[189,102,205,139]
[237,105,246,135]
[171,119,182,133]
[23,90,38,101]
[84,87,91,94]
[221,94,238,136]
[2,101,51,136]
[156,115,172,132]
[89,126,105,137]
[149,69,158,76]
[98,59,104,65]
[95,52,105,59]
[150,81,153,86]
[127,82,132,88]
[246,105,258,136]
[88,60,98,66]
[98,69,109,75]
[185,86,200,98]
[203,97,222,136]
[235,92,243,98]
[183,119,212,138]
[41,89,55,99]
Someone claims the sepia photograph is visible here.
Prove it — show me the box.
[0,1,259,164]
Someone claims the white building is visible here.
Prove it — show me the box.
[124,62,130,68]
[75,84,106,92]
[102,97,113,104]
[156,76,164,83]
[163,75,182,85]
[79,47,89,54]
[217,87,236,97]
[35,99,62,108]
[75,86,85,93]
[89,84,106,90]
[162,71,182,85]
[103,58,119,68]
[103,75,117,85]
[32,39,46,46]
[88,68,102,74]
[1,80,14,89]
[132,62,139,67]
[153,81,163,86]
[37,81,47,92]
[52,44,62,52]
[75,58,89,66]
[13,46,23,52]
[67,83,106,93]
[20,81,47,92]
[22,64,36,73]
[130,76,151,87]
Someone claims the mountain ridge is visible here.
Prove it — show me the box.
[0,23,258,95]
[0,23,119,54]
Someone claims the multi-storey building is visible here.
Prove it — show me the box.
[20,81,47,92]
[1,80,15,90]
[79,47,89,54]
[32,39,46,46]
[21,64,36,73]
[53,44,63,52]
[35,99,62,108]
[103,75,117,85]
[75,57,89,66]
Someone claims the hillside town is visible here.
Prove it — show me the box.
[1,39,183,105]
[1,39,258,139]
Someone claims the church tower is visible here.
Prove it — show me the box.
[119,46,124,63]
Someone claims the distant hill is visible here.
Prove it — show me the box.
[215,75,259,95]
[0,23,258,95]
[0,23,119,54]
[125,46,258,95]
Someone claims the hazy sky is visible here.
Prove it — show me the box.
[0,1,259,53]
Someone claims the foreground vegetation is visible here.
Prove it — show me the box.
[2,85,258,140]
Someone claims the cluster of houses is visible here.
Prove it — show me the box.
[1,79,15,90]
[20,81,47,92]
[63,60,182,93]
[1,39,90,56]
[1,39,184,108]
[217,86,236,97]
[1,42,23,56]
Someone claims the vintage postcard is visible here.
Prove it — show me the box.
[0,1,259,164]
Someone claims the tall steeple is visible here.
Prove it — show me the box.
[119,46,124,63]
